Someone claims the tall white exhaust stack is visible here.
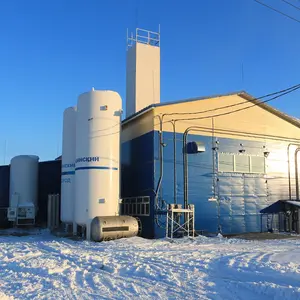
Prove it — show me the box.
[126,28,160,118]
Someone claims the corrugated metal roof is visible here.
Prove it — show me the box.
[122,91,300,129]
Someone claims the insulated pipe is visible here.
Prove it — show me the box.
[287,144,300,201]
[211,118,217,199]
[182,126,213,228]
[154,115,164,228]
[154,114,163,210]
[171,120,177,204]
[183,130,188,210]
[155,114,172,210]
[183,127,213,212]
[179,125,300,143]
[154,115,178,229]
[295,148,300,200]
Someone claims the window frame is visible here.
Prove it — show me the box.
[218,152,266,174]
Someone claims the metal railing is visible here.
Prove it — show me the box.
[127,27,160,48]
[166,204,195,239]
[120,196,150,216]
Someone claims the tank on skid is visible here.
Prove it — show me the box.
[91,216,139,242]
[74,89,123,239]
[60,106,77,229]
[7,155,39,225]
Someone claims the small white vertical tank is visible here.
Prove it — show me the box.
[74,89,122,239]
[60,106,77,224]
[9,155,39,209]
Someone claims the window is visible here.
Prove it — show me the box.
[250,156,266,173]
[218,153,234,172]
[218,153,265,174]
[235,155,249,173]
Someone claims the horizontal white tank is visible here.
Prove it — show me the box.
[75,89,122,238]
[9,155,39,210]
[91,216,139,242]
[60,106,77,224]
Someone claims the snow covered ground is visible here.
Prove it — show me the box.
[0,232,300,299]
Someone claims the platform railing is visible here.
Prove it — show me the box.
[120,196,150,216]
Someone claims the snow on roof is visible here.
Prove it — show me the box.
[286,201,300,208]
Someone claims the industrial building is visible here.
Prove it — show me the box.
[121,91,300,238]
[0,28,300,240]
[121,28,300,238]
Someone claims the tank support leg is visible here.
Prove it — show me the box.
[73,222,77,236]
[86,222,91,241]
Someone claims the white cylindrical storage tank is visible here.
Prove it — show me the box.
[60,106,77,224]
[9,155,39,209]
[75,89,122,237]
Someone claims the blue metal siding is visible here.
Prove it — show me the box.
[0,165,10,229]
[0,165,9,208]
[121,131,155,238]
[153,131,297,237]
[122,130,298,238]
[37,160,61,226]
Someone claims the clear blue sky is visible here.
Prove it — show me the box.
[0,0,299,163]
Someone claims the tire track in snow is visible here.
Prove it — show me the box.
[204,250,300,299]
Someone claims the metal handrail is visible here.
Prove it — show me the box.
[120,196,150,216]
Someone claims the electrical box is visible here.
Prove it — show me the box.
[7,208,17,221]
[17,206,35,219]
[7,205,35,225]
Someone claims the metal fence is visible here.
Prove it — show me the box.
[120,196,150,216]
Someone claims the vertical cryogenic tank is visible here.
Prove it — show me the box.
[8,155,39,224]
[61,106,77,224]
[74,89,122,236]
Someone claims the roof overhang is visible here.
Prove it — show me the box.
[122,91,300,128]
[260,200,300,214]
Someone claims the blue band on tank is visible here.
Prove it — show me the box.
[75,166,118,171]
[62,171,75,175]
